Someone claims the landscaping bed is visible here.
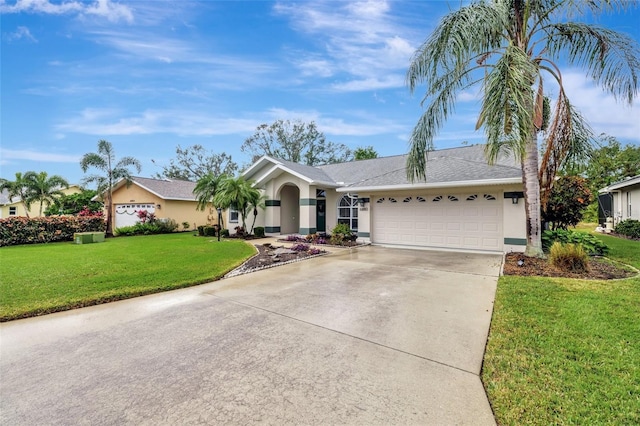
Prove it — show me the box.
[226,243,328,277]
[503,252,637,280]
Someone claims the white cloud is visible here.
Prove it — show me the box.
[558,71,640,142]
[0,0,133,23]
[274,0,426,92]
[0,148,80,163]
[5,25,37,42]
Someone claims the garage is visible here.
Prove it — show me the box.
[114,203,155,229]
[372,192,503,251]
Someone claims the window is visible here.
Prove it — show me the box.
[466,194,477,201]
[9,206,17,216]
[416,196,426,202]
[337,194,358,231]
[433,195,443,202]
[403,197,412,203]
[229,209,239,223]
[376,198,385,203]
[448,195,459,201]
[484,194,497,201]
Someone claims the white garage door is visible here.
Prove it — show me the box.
[114,203,156,228]
[372,193,502,251]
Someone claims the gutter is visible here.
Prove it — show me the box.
[336,177,523,193]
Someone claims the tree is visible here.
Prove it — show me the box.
[153,145,237,181]
[213,176,261,234]
[542,176,592,230]
[354,146,379,160]
[583,134,640,194]
[80,140,142,236]
[45,189,103,216]
[23,171,69,217]
[406,0,639,257]
[0,172,34,218]
[193,172,229,228]
[241,120,351,165]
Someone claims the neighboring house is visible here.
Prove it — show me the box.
[107,176,226,230]
[598,175,640,225]
[243,144,527,253]
[0,185,82,218]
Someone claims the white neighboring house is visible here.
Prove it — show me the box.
[598,175,640,225]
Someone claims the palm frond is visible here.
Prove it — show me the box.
[546,22,640,104]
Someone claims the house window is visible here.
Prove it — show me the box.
[9,206,17,216]
[229,209,239,223]
[337,194,358,231]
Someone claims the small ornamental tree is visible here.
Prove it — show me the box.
[542,176,593,230]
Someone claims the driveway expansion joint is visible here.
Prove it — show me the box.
[217,295,481,377]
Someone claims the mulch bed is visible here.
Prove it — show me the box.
[503,253,637,280]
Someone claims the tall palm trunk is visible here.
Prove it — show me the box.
[522,130,544,257]
[105,190,114,237]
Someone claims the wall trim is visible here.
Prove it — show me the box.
[299,198,317,206]
[504,237,527,245]
[357,232,370,238]
[265,226,281,233]
[265,200,281,207]
[299,227,317,234]
[504,191,524,199]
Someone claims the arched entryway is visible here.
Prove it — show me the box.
[279,184,300,234]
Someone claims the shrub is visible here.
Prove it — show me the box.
[285,234,300,241]
[548,242,589,273]
[254,227,265,238]
[542,229,608,255]
[220,228,230,237]
[330,223,356,245]
[290,243,310,252]
[115,218,179,237]
[614,219,640,239]
[0,216,106,247]
[182,221,190,231]
[542,176,593,230]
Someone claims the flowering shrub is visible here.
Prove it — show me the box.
[308,248,322,255]
[290,243,310,252]
[78,206,104,217]
[115,218,179,236]
[136,210,156,224]
[0,216,106,247]
[285,234,301,241]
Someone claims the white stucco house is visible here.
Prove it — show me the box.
[598,175,640,225]
[244,144,527,253]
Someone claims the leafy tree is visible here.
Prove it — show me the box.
[153,145,237,181]
[406,0,639,257]
[242,120,351,165]
[542,176,592,230]
[80,140,142,236]
[0,172,34,218]
[583,135,640,194]
[354,146,378,160]
[213,176,261,234]
[23,171,69,217]
[45,190,103,216]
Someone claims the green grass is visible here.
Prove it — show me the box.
[483,233,640,425]
[0,233,255,321]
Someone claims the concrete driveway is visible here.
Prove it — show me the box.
[1,246,502,425]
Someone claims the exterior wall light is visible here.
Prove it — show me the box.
[512,195,519,204]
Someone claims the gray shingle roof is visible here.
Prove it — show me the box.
[273,158,335,184]
[316,144,521,187]
[130,176,198,200]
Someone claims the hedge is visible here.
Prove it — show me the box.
[0,216,106,247]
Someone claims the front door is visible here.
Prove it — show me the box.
[316,199,326,232]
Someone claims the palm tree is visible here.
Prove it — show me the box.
[0,172,34,218]
[213,176,261,234]
[80,140,142,236]
[194,172,228,228]
[406,0,639,257]
[23,171,69,217]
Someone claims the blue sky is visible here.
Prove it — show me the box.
[1,0,639,186]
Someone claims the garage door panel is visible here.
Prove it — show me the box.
[373,193,503,251]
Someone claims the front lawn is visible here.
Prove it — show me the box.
[483,234,640,424]
[0,233,255,321]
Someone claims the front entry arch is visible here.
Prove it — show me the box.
[280,184,300,234]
